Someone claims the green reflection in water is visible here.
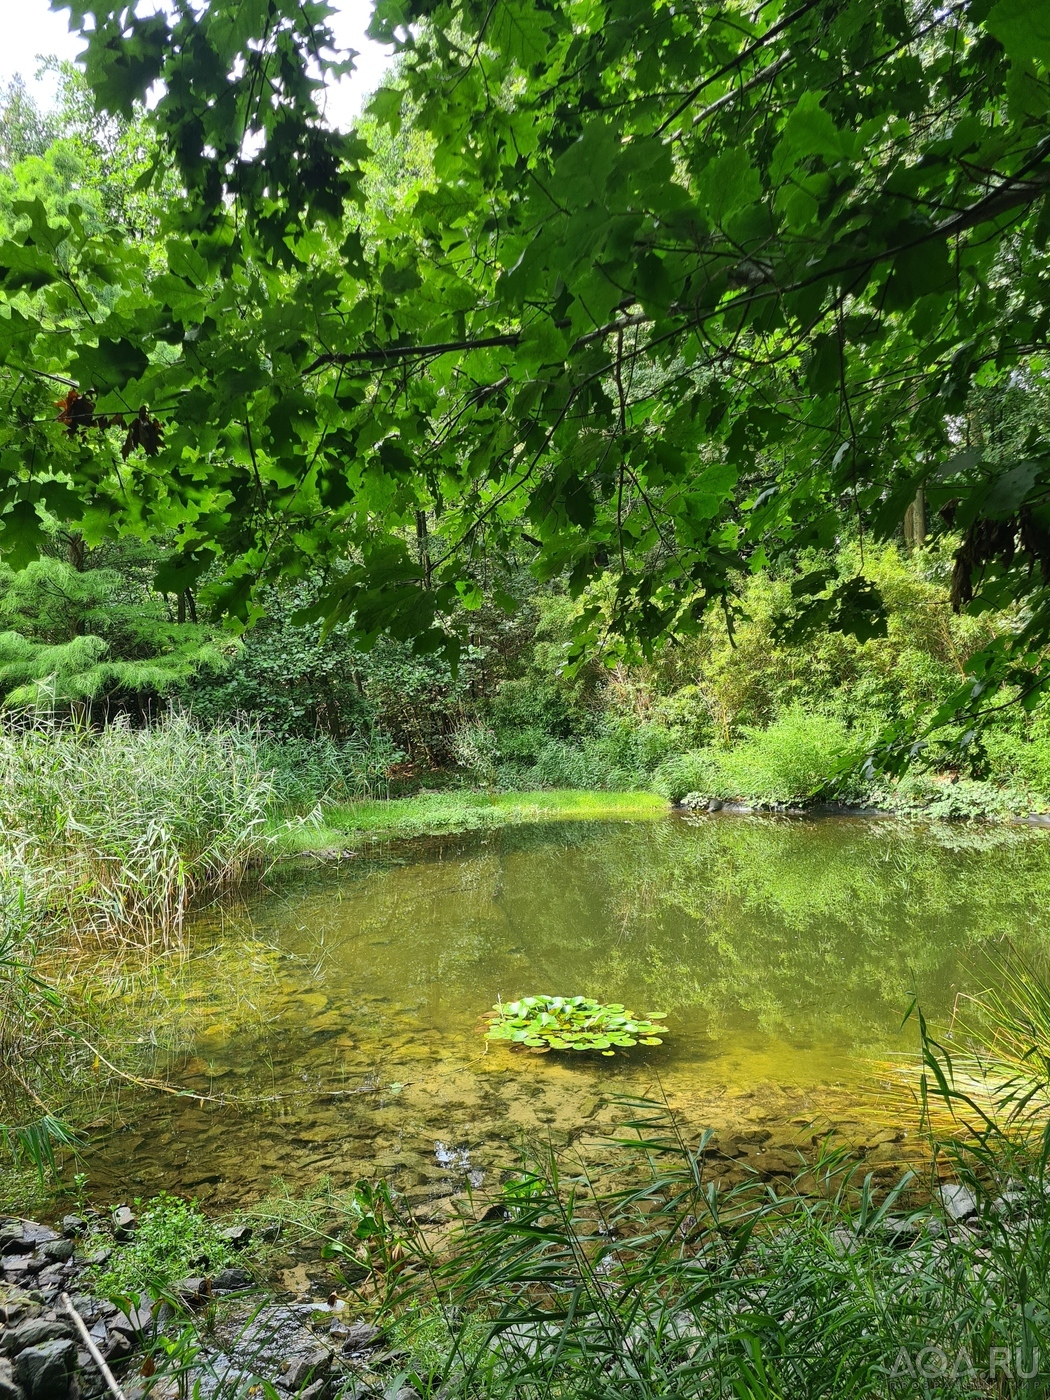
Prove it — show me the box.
[71,816,1050,1209]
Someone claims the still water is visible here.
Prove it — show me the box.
[69,814,1050,1210]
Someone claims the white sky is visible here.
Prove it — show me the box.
[0,0,393,127]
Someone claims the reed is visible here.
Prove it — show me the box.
[0,713,275,949]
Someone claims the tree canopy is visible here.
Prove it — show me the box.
[5,0,1050,753]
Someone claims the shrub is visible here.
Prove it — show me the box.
[651,750,723,804]
[654,709,864,806]
[451,722,501,786]
[715,707,864,804]
[983,729,1050,797]
[258,731,401,809]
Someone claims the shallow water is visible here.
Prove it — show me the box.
[67,814,1050,1211]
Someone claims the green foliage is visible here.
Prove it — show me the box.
[0,859,76,1176]
[356,1081,1050,1400]
[3,0,1050,748]
[483,995,666,1055]
[0,714,273,944]
[0,550,228,712]
[650,750,721,805]
[258,731,401,809]
[92,1194,235,1297]
[657,708,863,808]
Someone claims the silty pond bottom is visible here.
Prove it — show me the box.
[61,814,1050,1212]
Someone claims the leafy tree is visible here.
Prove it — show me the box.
[0,77,59,171]
[6,0,1050,752]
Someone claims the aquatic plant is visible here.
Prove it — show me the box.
[483,995,666,1055]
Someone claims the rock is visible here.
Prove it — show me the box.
[109,1304,152,1341]
[102,1334,132,1364]
[0,1229,31,1258]
[281,1350,330,1390]
[58,1220,85,1242]
[937,1184,978,1222]
[392,1389,420,1400]
[213,1268,252,1291]
[219,1226,252,1251]
[298,1381,328,1400]
[0,1358,24,1400]
[39,1244,72,1267]
[83,1250,110,1269]
[339,1324,382,1355]
[1,1321,73,1357]
[882,1218,922,1249]
[173,1278,210,1305]
[993,1189,1028,1218]
[111,1207,137,1242]
[13,1340,76,1400]
[259,1225,282,1244]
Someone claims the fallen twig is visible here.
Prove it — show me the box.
[60,1292,128,1400]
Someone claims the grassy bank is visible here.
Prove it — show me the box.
[272,788,667,853]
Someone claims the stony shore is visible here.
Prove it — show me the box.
[0,1213,414,1400]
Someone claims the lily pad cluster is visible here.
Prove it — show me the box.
[483,995,667,1056]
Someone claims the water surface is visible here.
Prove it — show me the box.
[70,814,1050,1210]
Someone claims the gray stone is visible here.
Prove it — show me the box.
[173,1278,209,1304]
[282,1350,331,1390]
[1,1321,73,1357]
[58,1220,85,1241]
[298,1381,328,1400]
[13,1340,76,1400]
[0,1228,30,1258]
[109,1304,152,1341]
[937,1184,978,1222]
[0,1358,23,1400]
[340,1324,381,1355]
[39,1244,72,1267]
[212,1268,252,1291]
[102,1334,132,1363]
[219,1226,252,1250]
[111,1208,136,1242]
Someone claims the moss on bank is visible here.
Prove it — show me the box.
[272,788,666,853]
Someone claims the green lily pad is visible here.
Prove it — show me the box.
[483,995,670,1057]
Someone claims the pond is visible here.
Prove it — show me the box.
[68,813,1050,1213]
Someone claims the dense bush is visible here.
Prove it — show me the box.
[652,709,863,807]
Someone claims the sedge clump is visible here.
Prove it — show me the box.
[483,995,667,1056]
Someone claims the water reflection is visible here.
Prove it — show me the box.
[67,815,1050,1208]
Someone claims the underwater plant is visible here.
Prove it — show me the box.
[483,995,667,1055]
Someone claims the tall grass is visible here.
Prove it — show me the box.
[330,1093,1050,1399]
[0,714,274,947]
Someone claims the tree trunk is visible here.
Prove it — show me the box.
[904,487,926,549]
